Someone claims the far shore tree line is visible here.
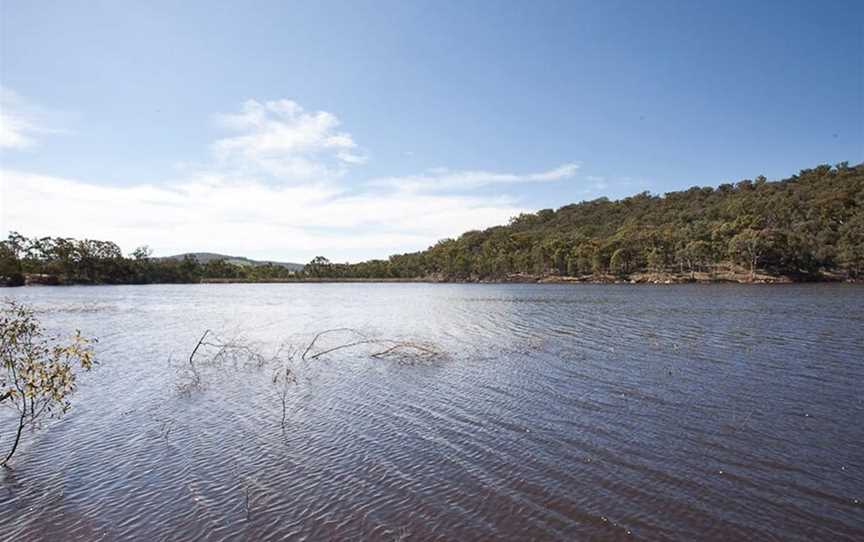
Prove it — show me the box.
[2,163,862,285]
[0,240,300,286]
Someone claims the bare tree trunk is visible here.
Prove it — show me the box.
[280,397,287,430]
[2,412,26,467]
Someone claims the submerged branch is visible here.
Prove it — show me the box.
[300,328,442,363]
[370,341,440,358]
[301,328,368,361]
[305,339,380,361]
[189,330,210,367]
[178,326,443,426]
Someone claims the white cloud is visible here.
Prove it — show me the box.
[210,99,366,180]
[1,95,591,262]
[369,162,580,192]
[0,169,524,262]
[0,86,70,150]
[1,87,38,149]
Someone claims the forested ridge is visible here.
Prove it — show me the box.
[2,162,862,285]
[317,162,864,282]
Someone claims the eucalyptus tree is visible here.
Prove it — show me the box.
[0,302,96,467]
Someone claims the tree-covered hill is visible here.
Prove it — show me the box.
[316,162,864,282]
[160,253,303,271]
[2,162,862,285]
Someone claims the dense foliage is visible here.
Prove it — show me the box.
[1,162,861,284]
[320,162,864,281]
[0,238,298,285]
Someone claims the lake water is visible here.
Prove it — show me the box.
[0,284,862,541]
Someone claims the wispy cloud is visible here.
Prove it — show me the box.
[368,162,579,192]
[1,93,590,261]
[211,99,367,180]
[0,86,68,149]
[0,169,524,262]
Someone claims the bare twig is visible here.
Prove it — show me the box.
[305,339,381,360]
[189,329,210,366]
[177,327,442,425]
[301,328,367,361]
[272,361,297,430]
[371,341,439,358]
[300,328,441,363]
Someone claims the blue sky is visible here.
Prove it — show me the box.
[1,0,862,262]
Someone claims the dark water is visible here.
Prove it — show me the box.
[0,284,862,541]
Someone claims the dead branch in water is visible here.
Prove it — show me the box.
[178,330,275,395]
[177,329,210,394]
[189,329,210,366]
[300,328,442,364]
[304,339,378,360]
[178,327,442,425]
[370,341,440,359]
[271,349,298,430]
[305,338,440,362]
[301,328,368,361]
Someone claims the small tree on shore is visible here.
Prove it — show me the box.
[609,248,631,277]
[646,248,665,273]
[728,229,769,279]
[0,301,96,467]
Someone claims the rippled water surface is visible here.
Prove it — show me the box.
[1,284,863,541]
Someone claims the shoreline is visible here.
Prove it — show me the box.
[204,274,861,285]
[6,272,860,287]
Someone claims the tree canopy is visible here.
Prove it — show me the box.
[308,162,864,282]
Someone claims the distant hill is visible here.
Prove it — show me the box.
[162,252,304,271]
